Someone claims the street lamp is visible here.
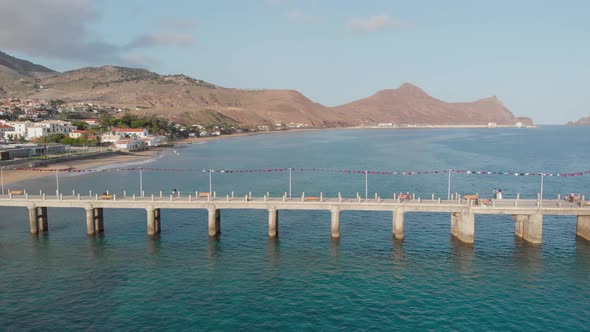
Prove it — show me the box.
[55,168,59,196]
[365,170,368,202]
[139,167,143,196]
[1,166,5,195]
[447,169,452,200]
[288,168,293,198]
[209,169,213,194]
[540,172,545,201]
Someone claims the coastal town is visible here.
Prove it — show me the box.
[0,97,279,161]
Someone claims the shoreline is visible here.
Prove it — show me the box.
[1,125,533,186]
[2,129,317,186]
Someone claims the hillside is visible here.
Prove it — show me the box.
[332,83,525,125]
[0,51,533,127]
[573,116,590,125]
[0,51,56,87]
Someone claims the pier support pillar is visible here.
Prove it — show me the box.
[331,207,340,239]
[393,209,404,240]
[512,215,527,238]
[576,215,590,241]
[146,207,157,237]
[208,207,220,237]
[28,207,38,234]
[523,213,543,244]
[268,208,279,238]
[154,208,161,234]
[85,208,95,235]
[450,212,461,237]
[94,208,104,233]
[37,207,48,232]
[451,210,474,244]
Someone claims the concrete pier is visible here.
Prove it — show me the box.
[450,212,460,237]
[393,209,404,240]
[154,208,161,234]
[27,206,48,234]
[5,194,590,245]
[38,207,48,232]
[28,207,38,234]
[95,208,104,233]
[523,213,543,244]
[268,208,278,238]
[208,207,220,236]
[452,210,474,244]
[513,214,527,238]
[85,208,95,235]
[576,215,590,241]
[147,207,157,236]
[331,207,340,238]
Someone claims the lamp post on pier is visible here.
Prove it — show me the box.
[55,169,59,196]
[447,169,452,200]
[1,166,5,195]
[288,168,293,198]
[540,173,545,201]
[139,167,144,196]
[209,169,213,194]
[365,170,368,202]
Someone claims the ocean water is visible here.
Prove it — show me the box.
[1,126,589,330]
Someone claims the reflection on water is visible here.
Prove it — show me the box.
[450,237,475,274]
[392,238,404,260]
[207,236,221,262]
[330,237,340,259]
[267,238,280,269]
[512,238,544,281]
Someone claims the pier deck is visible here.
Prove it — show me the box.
[1,193,590,244]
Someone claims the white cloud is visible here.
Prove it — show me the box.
[0,0,195,66]
[127,33,195,49]
[348,14,407,32]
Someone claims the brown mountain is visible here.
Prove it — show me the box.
[1,65,340,126]
[573,116,590,125]
[0,51,56,88]
[0,52,532,127]
[332,83,525,125]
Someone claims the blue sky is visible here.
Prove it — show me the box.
[2,0,589,124]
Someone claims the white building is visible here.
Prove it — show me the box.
[0,124,15,137]
[100,133,121,143]
[114,128,149,137]
[69,130,85,138]
[82,119,100,126]
[1,120,76,140]
[41,120,77,135]
[2,121,30,138]
[114,138,145,151]
[26,126,50,139]
[140,135,167,146]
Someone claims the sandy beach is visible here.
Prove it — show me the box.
[3,150,160,186]
[2,129,318,186]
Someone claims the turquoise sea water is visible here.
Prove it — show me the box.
[1,127,589,330]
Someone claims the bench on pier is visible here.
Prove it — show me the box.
[463,194,491,206]
[399,193,411,201]
[101,194,113,200]
[8,190,24,195]
[198,192,211,198]
[304,196,320,202]
[478,199,491,206]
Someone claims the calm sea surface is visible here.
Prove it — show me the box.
[1,127,589,330]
